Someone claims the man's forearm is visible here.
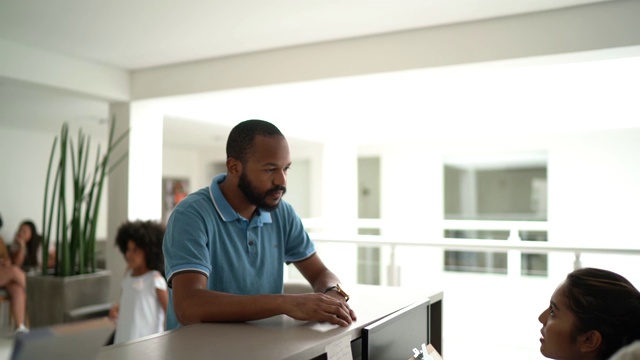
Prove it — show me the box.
[310,269,342,293]
[174,289,354,327]
[174,290,288,325]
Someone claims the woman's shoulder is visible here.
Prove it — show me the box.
[609,341,640,360]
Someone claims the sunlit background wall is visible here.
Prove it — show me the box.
[160,53,640,359]
[2,51,640,359]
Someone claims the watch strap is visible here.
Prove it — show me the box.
[323,284,350,302]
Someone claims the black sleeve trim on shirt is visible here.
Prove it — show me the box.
[166,268,209,288]
[285,251,317,265]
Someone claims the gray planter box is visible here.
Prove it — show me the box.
[26,269,111,328]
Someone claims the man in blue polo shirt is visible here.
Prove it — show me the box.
[163,119,356,330]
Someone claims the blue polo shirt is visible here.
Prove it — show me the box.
[163,174,316,329]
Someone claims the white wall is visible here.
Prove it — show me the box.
[384,128,640,288]
[162,147,202,192]
[548,128,640,285]
[549,129,640,245]
[0,127,52,240]
[0,125,111,245]
[0,38,128,101]
[131,0,640,100]
[0,79,113,242]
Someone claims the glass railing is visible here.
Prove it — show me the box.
[302,218,640,285]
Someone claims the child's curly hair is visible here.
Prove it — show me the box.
[115,220,165,275]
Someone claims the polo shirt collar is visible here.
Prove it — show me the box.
[209,173,273,223]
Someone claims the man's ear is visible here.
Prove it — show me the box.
[226,158,242,177]
[578,330,602,353]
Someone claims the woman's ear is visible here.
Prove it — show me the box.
[578,330,602,353]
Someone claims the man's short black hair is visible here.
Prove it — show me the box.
[226,119,284,164]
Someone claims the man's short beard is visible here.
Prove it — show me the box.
[238,171,286,212]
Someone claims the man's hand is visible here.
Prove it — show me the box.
[284,293,356,327]
[324,289,357,322]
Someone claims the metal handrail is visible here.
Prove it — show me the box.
[308,233,640,256]
[303,218,549,231]
[308,232,640,285]
[304,217,640,286]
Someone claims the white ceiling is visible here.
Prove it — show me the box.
[0,0,613,70]
[1,0,638,155]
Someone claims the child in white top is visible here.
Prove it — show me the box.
[109,220,168,344]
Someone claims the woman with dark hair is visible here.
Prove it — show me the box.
[10,220,55,273]
[538,267,640,360]
[11,220,42,272]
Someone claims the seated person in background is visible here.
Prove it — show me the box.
[163,119,356,330]
[109,220,168,344]
[0,213,8,260]
[0,233,14,271]
[538,267,640,360]
[10,220,54,272]
[0,215,28,334]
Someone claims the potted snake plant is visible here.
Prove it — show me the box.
[26,116,128,327]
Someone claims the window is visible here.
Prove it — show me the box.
[443,151,548,276]
[357,157,382,285]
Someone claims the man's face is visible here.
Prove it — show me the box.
[237,135,290,212]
